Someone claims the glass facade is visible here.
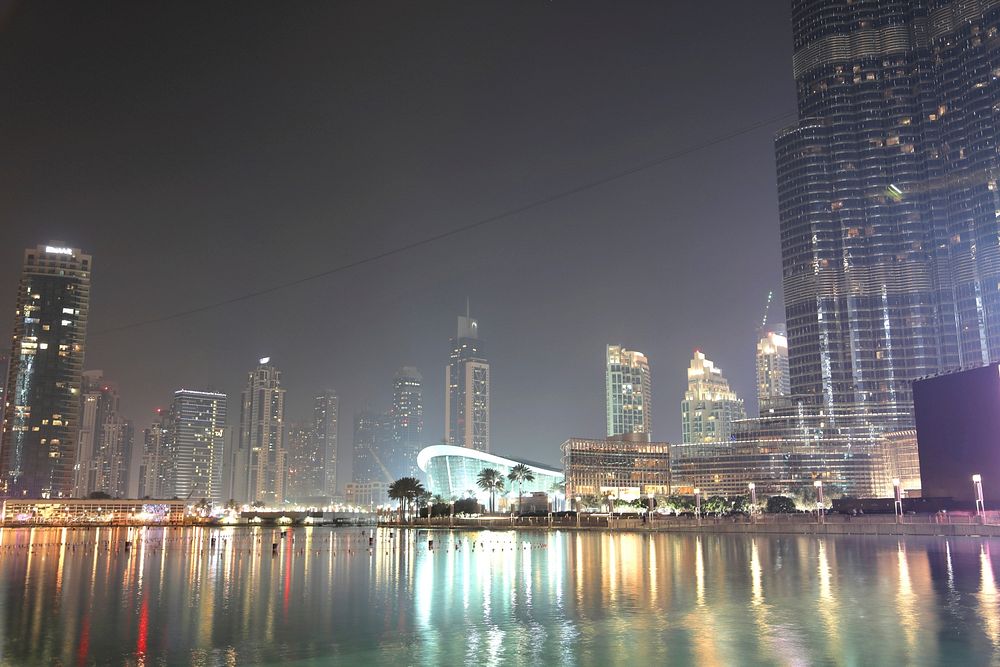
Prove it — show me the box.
[562,435,671,501]
[418,444,562,506]
[388,366,423,481]
[237,359,286,504]
[606,345,652,437]
[777,0,1000,416]
[445,313,490,452]
[1,244,92,499]
[681,351,745,444]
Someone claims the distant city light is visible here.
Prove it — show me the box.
[44,246,73,255]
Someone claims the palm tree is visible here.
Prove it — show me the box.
[507,464,535,514]
[476,468,505,513]
[601,490,615,513]
[388,477,426,522]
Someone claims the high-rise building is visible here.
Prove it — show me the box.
[237,358,286,504]
[756,329,790,413]
[390,366,423,480]
[140,408,172,499]
[775,0,1000,416]
[1,244,91,498]
[445,310,490,452]
[681,351,746,444]
[73,371,132,498]
[170,389,227,503]
[351,409,388,484]
[605,345,652,437]
[313,390,339,497]
[283,424,315,502]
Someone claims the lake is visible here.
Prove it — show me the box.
[0,526,997,665]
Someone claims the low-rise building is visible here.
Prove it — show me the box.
[561,434,670,502]
[1,498,187,525]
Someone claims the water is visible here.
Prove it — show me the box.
[0,526,998,665]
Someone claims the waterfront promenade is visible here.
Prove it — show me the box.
[381,512,1000,538]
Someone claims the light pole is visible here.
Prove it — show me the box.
[694,488,702,525]
[575,496,581,528]
[892,478,902,523]
[748,482,757,523]
[450,500,455,528]
[814,480,824,524]
[973,474,985,520]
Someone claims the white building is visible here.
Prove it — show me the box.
[606,345,652,437]
[445,311,490,452]
[238,358,286,504]
[756,329,790,412]
[681,351,746,444]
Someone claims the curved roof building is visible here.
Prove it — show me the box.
[417,445,562,504]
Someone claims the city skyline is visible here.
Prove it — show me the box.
[0,2,792,467]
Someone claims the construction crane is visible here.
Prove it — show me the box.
[759,290,774,334]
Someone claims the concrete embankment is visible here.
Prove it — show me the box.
[379,520,1000,538]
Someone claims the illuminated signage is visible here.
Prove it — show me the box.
[44,246,73,255]
[259,356,271,365]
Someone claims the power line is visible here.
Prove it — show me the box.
[92,109,797,336]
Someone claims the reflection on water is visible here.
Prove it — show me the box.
[0,526,998,665]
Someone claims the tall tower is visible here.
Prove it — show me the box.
[681,351,746,444]
[776,0,1000,416]
[351,409,384,483]
[313,390,338,497]
[238,358,286,504]
[73,371,132,498]
[445,309,490,452]
[756,328,790,413]
[140,408,172,499]
[170,389,227,503]
[1,244,92,498]
[605,345,652,438]
[390,366,423,480]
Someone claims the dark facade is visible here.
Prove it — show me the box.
[1,245,92,498]
[776,0,1000,415]
[313,390,338,497]
[351,409,386,484]
[914,364,1000,503]
[389,366,423,481]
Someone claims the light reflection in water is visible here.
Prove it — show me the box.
[0,527,999,665]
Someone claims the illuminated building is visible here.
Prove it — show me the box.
[418,444,562,506]
[681,351,746,444]
[237,358,286,504]
[313,390,339,497]
[140,409,172,499]
[73,371,133,498]
[445,309,490,452]
[170,389,227,503]
[671,405,911,498]
[390,366,423,481]
[775,0,1000,419]
[1,498,186,525]
[756,329,790,412]
[561,434,670,501]
[879,429,921,498]
[345,480,389,508]
[606,345,652,437]
[283,424,316,502]
[0,244,92,498]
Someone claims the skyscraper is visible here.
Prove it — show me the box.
[73,371,133,498]
[756,329,790,413]
[1,244,91,498]
[605,345,652,437]
[237,358,286,504]
[390,366,423,480]
[445,310,490,452]
[283,424,314,501]
[313,390,338,497]
[776,0,1000,416]
[140,408,172,499]
[681,351,746,444]
[170,389,227,503]
[351,409,386,484]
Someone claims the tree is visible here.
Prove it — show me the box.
[454,497,482,515]
[388,477,426,521]
[703,495,731,516]
[476,468,505,513]
[601,490,615,513]
[507,464,535,514]
[766,495,797,514]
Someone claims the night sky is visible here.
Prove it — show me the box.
[0,2,795,485]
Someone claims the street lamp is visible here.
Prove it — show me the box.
[694,488,702,524]
[973,474,985,519]
[814,480,824,523]
[892,478,902,523]
[575,496,581,528]
[748,482,757,522]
